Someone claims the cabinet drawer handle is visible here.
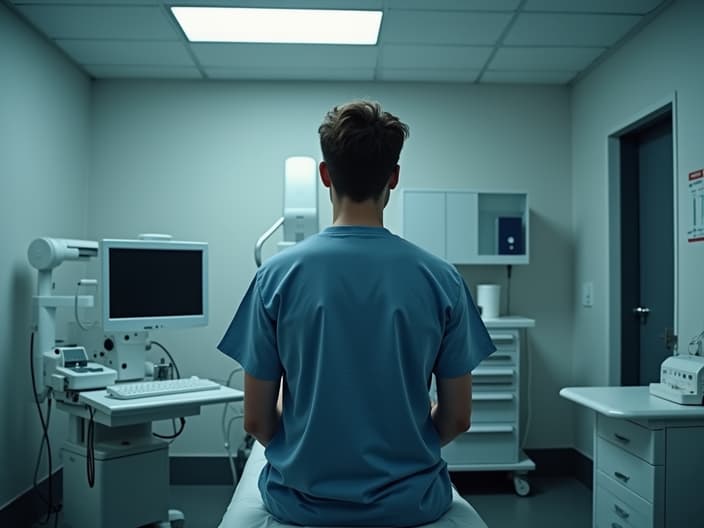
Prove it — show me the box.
[611,523,624,528]
[614,504,630,519]
[614,471,630,483]
[613,433,630,444]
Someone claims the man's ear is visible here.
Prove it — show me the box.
[388,165,400,190]
[319,161,332,188]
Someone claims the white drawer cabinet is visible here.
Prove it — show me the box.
[438,318,535,495]
[560,386,704,528]
[594,415,665,527]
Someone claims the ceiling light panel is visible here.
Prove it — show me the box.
[382,10,512,45]
[171,7,382,45]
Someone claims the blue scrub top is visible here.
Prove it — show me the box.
[218,226,495,527]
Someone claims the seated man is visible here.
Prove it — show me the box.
[218,100,495,527]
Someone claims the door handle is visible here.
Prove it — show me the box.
[633,306,650,324]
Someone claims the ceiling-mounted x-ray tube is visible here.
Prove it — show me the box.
[254,156,318,267]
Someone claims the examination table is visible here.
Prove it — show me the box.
[218,442,488,528]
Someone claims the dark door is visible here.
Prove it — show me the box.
[620,112,674,386]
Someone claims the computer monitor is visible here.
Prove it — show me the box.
[100,239,208,332]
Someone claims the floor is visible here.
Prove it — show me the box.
[30,473,591,527]
[167,475,593,528]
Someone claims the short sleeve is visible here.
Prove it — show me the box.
[434,278,496,379]
[217,274,282,381]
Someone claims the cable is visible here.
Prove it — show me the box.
[150,340,181,379]
[153,417,186,440]
[221,367,244,486]
[87,407,96,488]
[506,265,513,315]
[30,332,61,525]
[73,280,97,330]
[689,327,704,356]
[148,340,187,440]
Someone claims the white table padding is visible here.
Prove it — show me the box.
[218,442,488,528]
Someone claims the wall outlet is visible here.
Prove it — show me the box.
[582,282,594,307]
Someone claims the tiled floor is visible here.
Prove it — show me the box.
[167,475,592,528]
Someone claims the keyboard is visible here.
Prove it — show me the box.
[106,376,220,400]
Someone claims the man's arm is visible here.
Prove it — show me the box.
[431,373,472,446]
[243,373,282,446]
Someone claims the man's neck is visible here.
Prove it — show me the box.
[332,200,384,227]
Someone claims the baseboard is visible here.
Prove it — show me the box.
[527,447,593,489]
[574,449,594,490]
[0,470,62,528]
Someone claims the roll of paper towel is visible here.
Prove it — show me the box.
[476,284,501,319]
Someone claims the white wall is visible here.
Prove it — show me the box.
[571,0,704,456]
[88,80,574,454]
[0,3,91,510]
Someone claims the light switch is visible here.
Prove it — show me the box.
[582,282,594,307]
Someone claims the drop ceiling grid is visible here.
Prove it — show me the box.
[6,0,669,83]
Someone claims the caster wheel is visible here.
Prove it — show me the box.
[513,475,530,496]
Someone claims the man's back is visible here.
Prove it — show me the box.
[220,225,493,526]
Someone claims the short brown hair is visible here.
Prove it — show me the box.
[318,101,409,202]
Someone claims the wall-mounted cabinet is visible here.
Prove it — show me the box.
[402,189,529,265]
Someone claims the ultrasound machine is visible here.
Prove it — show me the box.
[28,235,243,528]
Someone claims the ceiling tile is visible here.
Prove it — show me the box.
[83,65,202,79]
[378,68,480,82]
[10,1,158,4]
[56,40,193,66]
[192,43,378,69]
[381,44,492,69]
[384,0,520,10]
[490,47,605,71]
[206,67,375,81]
[382,10,512,45]
[481,70,576,84]
[523,0,665,15]
[505,13,642,46]
[16,5,176,40]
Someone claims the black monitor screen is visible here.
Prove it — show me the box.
[108,248,203,318]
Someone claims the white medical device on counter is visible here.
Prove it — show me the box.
[254,156,318,267]
[650,354,704,405]
[27,237,117,396]
[44,345,117,392]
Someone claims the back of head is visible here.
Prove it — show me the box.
[319,101,409,202]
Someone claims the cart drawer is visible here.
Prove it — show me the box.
[471,366,515,386]
[485,332,517,365]
[471,392,516,423]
